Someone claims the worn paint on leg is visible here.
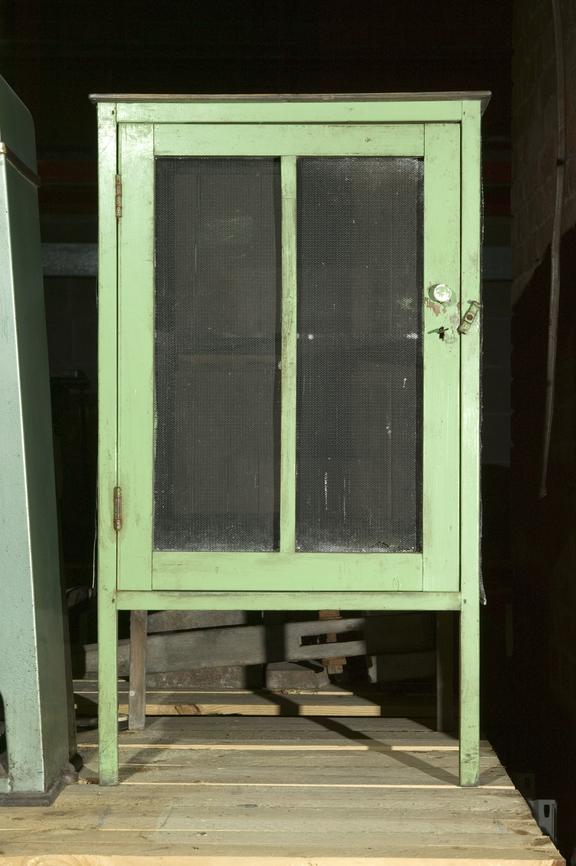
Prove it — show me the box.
[98,588,119,785]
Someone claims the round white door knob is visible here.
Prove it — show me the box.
[430,283,452,304]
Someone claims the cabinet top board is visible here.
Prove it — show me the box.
[89,91,490,112]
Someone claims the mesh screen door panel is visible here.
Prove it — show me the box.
[154,158,281,552]
[296,157,423,553]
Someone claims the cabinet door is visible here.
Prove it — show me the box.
[116,122,460,592]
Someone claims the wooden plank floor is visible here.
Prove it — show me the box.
[74,681,436,718]
[0,715,564,865]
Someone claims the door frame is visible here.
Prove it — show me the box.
[115,121,461,592]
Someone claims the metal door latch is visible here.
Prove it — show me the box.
[457,300,481,335]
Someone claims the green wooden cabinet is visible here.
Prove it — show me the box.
[93,92,487,786]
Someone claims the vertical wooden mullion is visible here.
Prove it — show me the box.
[280,155,297,553]
[422,123,461,591]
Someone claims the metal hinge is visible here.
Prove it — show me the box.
[113,486,123,531]
[115,174,122,219]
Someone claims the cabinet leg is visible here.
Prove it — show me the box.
[436,612,454,733]
[98,591,118,785]
[128,610,147,731]
[459,598,480,786]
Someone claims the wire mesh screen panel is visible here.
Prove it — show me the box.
[154,158,281,551]
[296,157,423,553]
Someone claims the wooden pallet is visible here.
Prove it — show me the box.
[0,716,564,865]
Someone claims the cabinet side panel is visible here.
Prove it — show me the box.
[97,104,120,784]
[97,103,118,595]
[459,101,482,785]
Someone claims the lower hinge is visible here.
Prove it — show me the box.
[113,486,123,531]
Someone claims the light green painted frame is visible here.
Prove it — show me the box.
[94,93,484,788]
[155,123,424,155]
[117,121,459,593]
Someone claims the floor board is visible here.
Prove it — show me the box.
[74,682,435,718]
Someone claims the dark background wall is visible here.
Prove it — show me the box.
[1,1,512,154]
[510,0,576,853]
